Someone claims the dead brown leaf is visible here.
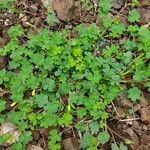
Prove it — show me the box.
[63,137,80,150]
[27,144,44,150]
[124,127,139,147]
[0,122,20,144]
[139,0,150,7]
[141,106,150,124]
[138,8,150,25]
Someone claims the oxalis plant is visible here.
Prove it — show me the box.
[0,0,150,149]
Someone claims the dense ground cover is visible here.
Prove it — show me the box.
[0,0,150,149]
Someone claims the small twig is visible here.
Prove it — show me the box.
[119,118,141,122]
[79,1,82,22]
[121,80,133,83]
[111,102,119,116]
[144,22,150,28]
[107,125,125,140]
[72,128,76,137]
[107,125,116,143]
[92,0,98,12]
[131,106,136,118]
[113,1,129,21]
[120,53,145,76]
[78,131,82,139]
[60,126,73,134]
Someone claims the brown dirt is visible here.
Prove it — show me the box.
[107,92,150,150]
[62,137,80,150]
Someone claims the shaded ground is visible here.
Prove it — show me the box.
[0,0,150,149]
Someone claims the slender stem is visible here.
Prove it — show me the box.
[119,118,141,122]
[107,125,125,140]
[120,53,145,77]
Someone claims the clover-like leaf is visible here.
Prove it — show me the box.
[128,87,141,102]
[128,9,140,23]
[35,94,49,108]
[42,78,55,92]
[98,132,110,144]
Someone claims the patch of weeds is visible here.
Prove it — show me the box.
[128,87,141,102]
[0,0,150,149]
[46,11,59,26]
[80,0,93,11]
[0,0,15,12]
[42,0,59,26]
[128,9,140,23]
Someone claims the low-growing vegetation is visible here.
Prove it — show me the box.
[0,0,150,149]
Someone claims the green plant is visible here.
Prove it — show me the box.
[97,132,110,144]
[80,0,93,10]
[0,0,150,149]
[128,9,140,23]
[48,130,61,150]
[112,142,128,150]
[0,99,6,113]
[128,87,141,102]
[0,0,15,11]
[46,12,59,25]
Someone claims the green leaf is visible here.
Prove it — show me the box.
[28,113,37,126]
[35,94,49,108]
[18,131,33,147]
[131,0,138,7]
[111,143,119,150]
[76,108,87,119]
[128,9,140,23]
[12,142,23,150]
[44,101,60,113]
[109,23,126,38]
[58,113,73,127]
[120,143,128,150]
[46,12,59,25]
[48,129,61,150]
[89,121,99,133]
[48,142,61,150]
[98,132,110,144]
[75,122,87,132]
[128,87,141,102]
[31,53,45,66]
[123,39,137,51]
[8,25,23,38]
[111,143,128,150]
[0,0,15,11]
[42,78,55,92]
[101,14,112,27]
[49,129,61,143]
[41,113,58,128]
[99,0,112,13]
[80,133,93,149]
[0,100,6,113]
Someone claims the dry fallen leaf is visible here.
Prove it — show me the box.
[63,137,80,150]
[27,144,44,150]
[0,122,20,144]
[141,106,150,124]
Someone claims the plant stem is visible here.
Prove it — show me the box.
[120,53,145,77]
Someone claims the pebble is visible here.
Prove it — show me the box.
[65,24,73,30]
